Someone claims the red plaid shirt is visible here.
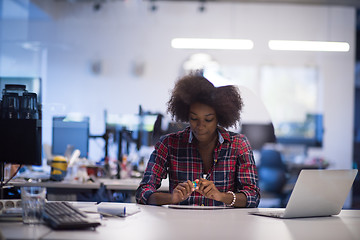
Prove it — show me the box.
[136,126,260,207]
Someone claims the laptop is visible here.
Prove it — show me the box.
[250,169,358,219]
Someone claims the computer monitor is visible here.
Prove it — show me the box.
[0,77,42,166]
[240,123,276,150]
[275,114,323,147]
[0,119,42,165]
[52,116,89,158]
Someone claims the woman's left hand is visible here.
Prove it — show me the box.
[195,178,223,202]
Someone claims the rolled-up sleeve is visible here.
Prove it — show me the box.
[236,140,260,208]
[136,138,169,204]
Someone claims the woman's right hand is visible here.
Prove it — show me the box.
[171,180,195,204]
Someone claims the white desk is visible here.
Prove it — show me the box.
[1,204,359,240]
[0,222,51,240]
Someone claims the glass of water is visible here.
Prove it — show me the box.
[21,186,46,224]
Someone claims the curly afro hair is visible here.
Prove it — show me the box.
[167,73,243,128]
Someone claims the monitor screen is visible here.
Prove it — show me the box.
[0,78,42,166]
[275,114,323,147]
[0,119,42,165]
[52,116,89,158]
[240,123,276,150]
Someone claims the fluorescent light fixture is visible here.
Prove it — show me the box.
[268,40,350,52]
[171,38,254,50]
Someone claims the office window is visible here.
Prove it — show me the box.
[219,64,322,146]
[260,65,323,146]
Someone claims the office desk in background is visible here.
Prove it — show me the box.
[10,180,101,201]
[9,178,169,201]
[0,203,359,240]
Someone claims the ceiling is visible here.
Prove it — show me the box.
[153,0,360,8]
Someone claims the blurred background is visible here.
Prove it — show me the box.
[0,0,359,208]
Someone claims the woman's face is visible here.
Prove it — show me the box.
[189,102,218,143]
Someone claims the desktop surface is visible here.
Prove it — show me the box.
[0,203,359,240]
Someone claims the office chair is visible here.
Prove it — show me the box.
[258,148,288,207]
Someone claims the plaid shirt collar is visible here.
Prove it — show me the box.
[188,127,227,144]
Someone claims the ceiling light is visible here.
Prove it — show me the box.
[171,38,254,50]
[268,40,350,52]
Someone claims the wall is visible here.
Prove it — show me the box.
[0,0,356,169]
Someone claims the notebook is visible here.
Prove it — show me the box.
[250,169,358,219]
[97,202,141,217]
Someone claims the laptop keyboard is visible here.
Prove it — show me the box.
[43,201,101,230]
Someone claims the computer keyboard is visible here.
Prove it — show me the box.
[43,201,101,230]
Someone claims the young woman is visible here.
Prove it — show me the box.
[136,73,260,207]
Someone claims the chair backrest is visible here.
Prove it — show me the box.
[258,149,287,193]
[259,149,286,169]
